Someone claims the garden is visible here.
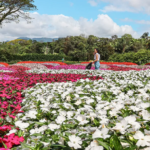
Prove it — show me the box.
[1,61,150,150]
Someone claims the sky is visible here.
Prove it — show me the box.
[1,0,150,41]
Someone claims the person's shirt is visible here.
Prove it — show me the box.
[94,53,100,61]
[62,58,64,61]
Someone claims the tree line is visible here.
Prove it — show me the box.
[0,32,150,62]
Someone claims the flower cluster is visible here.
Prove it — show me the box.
[0,67,14,73]
[42,63,60,66]
[8,66,30,72]
[49,65,95,70]
[0,68,102,149]
[145,63,150,65]
[1,62,150,149]
[17,61,67,65]
[0,62,9,67]
[81,62,138,65]
[10,63,48,70]
[13,69,150,149]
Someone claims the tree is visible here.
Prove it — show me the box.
[0,0,37,26]
[141,32,149,39]
[121,34,133,53]
[111,35,118,40]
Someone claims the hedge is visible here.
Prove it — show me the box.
[108,49,150,65]
[0,53,73,62]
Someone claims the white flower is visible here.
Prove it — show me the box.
[142,110,150,120]
[112,120,130,134]
[41,142,50,147]
[56,115,66,124]
[76,115,89,125]
[133,131,150,147]
[127,90,133,96]
[121,142,130,148]
[92,128,110,139]
[109,109,118,117]
[67,111,74,119]
[66,95,71,102]
[74,100,82,105]
[25,110,37,119]
[38,125,48,133]
[99,116,109,125]
[7,129,17,135]
[40,103,50,112]
[129,106,140,112]
[68,135,82,149]
[39,119,46,123]
[30,129,36,135]
[124,115,141,131]
[59,110,67,116]
[145,129,150,135]
[48,123,60,131]
[58,137,64,145]
[15,121,29,130]
[85,140,103,150]
[5,116,12,122]
[89,146,104,150]
[86,99,94,104]
[140,103,150,109]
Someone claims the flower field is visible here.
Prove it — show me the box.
[1,62,150,150]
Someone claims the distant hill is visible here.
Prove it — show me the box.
[17,37,59,42]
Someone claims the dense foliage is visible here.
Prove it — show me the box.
[0,0,37,26]
[1,33,150,62]
[109,49,150,65]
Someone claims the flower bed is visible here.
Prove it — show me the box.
[5,69,150,150]
[0,68,102,149]
[17,61,67,65]
[49,65,95,70]
[0,67,15,73]
[10,63,48,70]
[0,62,9,67]
[1,65,150,149]
[145,63,150,65]
[81,62,138,65]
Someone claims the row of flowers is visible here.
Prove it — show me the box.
[81,62,138,65]
[17,61,67,65]
[5,68,150,150]
[0,62,9,67]
[0,66,103,149]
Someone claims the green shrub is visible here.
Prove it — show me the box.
[0,53,73,62]
[0,50,13,61]
[108,49,150,65]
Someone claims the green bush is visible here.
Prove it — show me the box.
[0,50,13,61]
[0,53,73,62]
[108,49,150,65]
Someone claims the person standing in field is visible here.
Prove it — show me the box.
[93,48,100,70]
[62,58,64,63]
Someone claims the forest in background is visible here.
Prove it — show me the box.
[1,32,150,65]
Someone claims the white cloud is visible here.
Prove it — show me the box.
[99,0,150,14]
[122,18,150,25]
[88,0,98,6]
[0,12,139,42]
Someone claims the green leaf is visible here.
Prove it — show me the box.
[124,145,137,150]
[110,135,123,150]
[50,144,66,148]
[97,139,111,150]
[2,141,7,149]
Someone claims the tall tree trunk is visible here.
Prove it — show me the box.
[122,46,126,53]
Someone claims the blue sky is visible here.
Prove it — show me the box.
[1,0,150,41]
[32,0,150,35]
